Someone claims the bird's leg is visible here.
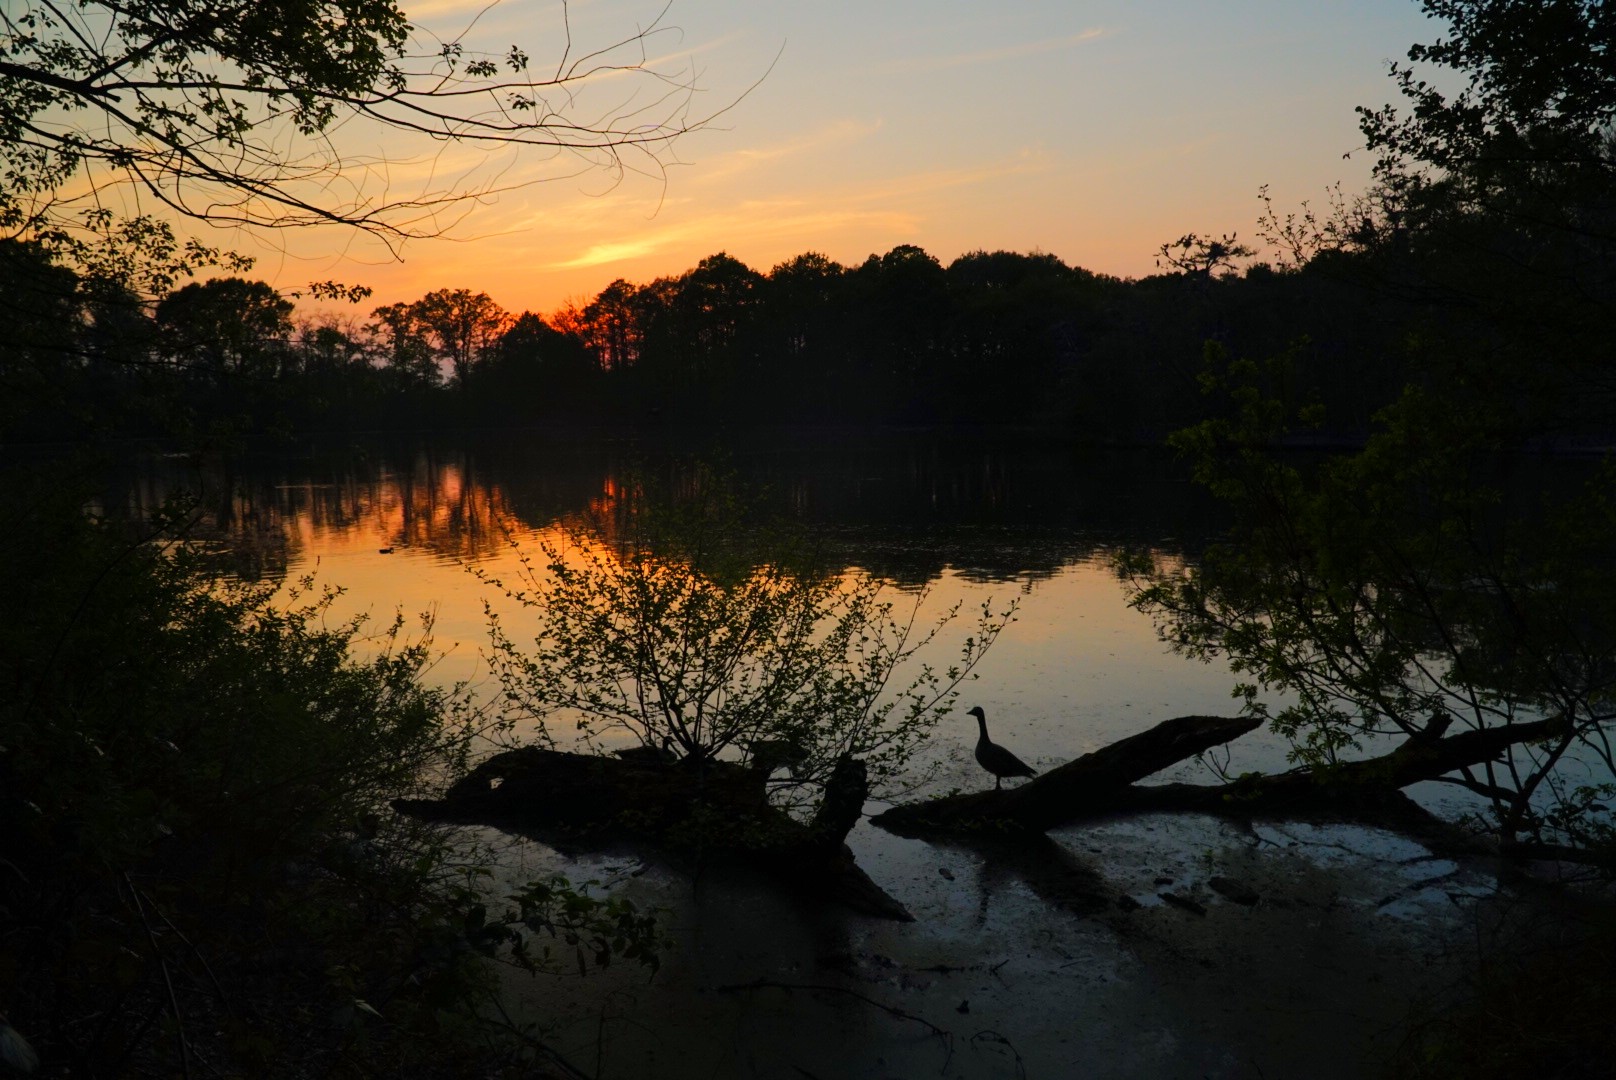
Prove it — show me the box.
[995,777,1003,791]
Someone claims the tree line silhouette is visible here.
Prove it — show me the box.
[4,236,1427,445]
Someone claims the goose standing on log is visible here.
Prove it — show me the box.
[968,706,1036,791]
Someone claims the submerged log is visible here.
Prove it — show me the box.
[394,746,913,921]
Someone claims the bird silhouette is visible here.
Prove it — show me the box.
[968,706,1035,791]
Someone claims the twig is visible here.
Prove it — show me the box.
[123,871,192,1080]
[139,886,231,1013]
[970,1029,1027,1079]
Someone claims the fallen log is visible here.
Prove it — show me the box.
[874,712,1573,853]
[1087,714,1569,832]
[394,746,913,921]
[872,714,1262,835]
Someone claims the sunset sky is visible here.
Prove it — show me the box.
[236,0,1438,317]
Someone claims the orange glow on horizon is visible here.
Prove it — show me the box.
[193,0,1434,320]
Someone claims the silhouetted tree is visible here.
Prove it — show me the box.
[155,278,294,380]
[294,316,373,377]
[369,301,439,389]
[581,279,643,372]
[1134,0,1616,868]
[763,252,849,417]
[410,289,510,386]
[477,312,600,421]
[0,239,85,436]
[845,245,951,421]
[943,250,1106,425]
[1154,232,1256,278]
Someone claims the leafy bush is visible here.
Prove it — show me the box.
[1130,347,1616,851]
[480,467,1015,806]
[0,475,658,1076]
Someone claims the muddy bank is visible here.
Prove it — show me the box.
[481,809,1502,1079]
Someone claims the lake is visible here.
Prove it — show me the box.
[103,431,1291,773]
[97,432,1507,1077]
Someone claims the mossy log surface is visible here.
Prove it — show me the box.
[394,747,913,921]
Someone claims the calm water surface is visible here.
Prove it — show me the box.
[99,433,1522,1078]
[106,432,1284,778]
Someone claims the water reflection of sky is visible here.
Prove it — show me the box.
[106,436,1294,777]
[102,433,1594,819]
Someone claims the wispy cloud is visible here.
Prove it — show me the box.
[1075,132,1228,180]
[501,188,696,235]
[694,118,884,182]
[562,30,751,85]
[874,28,1112,76]
[550,238,663,268]
[395,0,503,22]
[848,153,1052,204]
[544,201,918,270]
[532,144,1049,271]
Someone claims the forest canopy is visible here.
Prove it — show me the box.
[2,236,1431,442]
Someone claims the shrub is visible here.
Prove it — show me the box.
[0,476,656,1076]
[480,466,1015,809]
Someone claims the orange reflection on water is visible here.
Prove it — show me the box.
[234,453,540,576]
[110,448,578,585]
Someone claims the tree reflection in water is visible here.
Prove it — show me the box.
[103,435,1218,586]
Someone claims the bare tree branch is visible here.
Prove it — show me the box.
[0,0,762,266]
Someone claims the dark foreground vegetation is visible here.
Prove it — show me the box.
[0,469,664,1076]
[0,0,691,1067]
[3,0,1616,1076]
